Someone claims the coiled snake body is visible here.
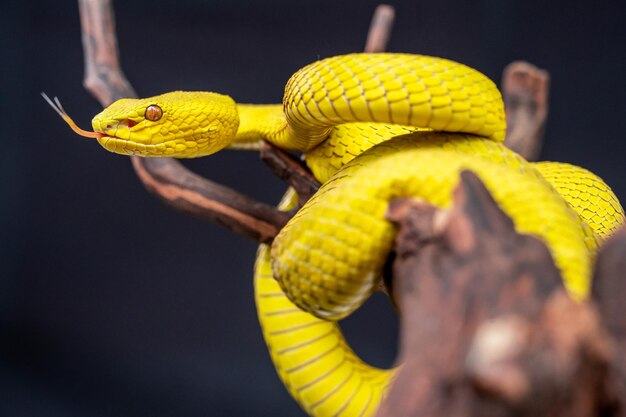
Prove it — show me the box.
[56,53,624,417]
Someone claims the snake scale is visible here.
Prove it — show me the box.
[50,53,624,417]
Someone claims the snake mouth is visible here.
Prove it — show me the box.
[97,132,122,141]
[94,118,137,141]
[97,135,148,156]
[96,135,191,157]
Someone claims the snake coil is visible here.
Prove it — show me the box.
[79,53,624,417]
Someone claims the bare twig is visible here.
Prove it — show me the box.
[78,0,135,104]
[502,62,550,161]
[365,5,395,53]
[259,142,320,209]
[78,0,289,243]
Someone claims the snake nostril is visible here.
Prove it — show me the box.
[106,124,113,130]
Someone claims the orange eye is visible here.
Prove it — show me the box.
[145,104,163,121]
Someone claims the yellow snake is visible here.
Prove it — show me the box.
[48,53,624,417]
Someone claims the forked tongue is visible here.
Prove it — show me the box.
[41,92,103,139]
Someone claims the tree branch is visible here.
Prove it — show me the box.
[259,142,320,210]
[78,0,289,243]
[365,4,395,53]
[501,61,550,161]
[130,158,289,243]
[378,172,624,417]
[592,226,626,411]
[78,0,135,104]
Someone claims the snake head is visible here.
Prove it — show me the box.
[91,91,240,157]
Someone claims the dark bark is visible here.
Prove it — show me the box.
[259,141,320,210]
[130,157,289,243]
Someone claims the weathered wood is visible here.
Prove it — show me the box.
[259,141,320,209]
[593,226,626,414]
[131,157,289,243]
[364,4,395,53]
[78,0,136,104]
[502,61,550,161]
[593,226,626,342]
[380,171,621,417]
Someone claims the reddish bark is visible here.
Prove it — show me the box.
[379,172,624,417]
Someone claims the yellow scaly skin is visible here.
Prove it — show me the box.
[534,162,625,240]
[255,190,390,417]
[90,53,624,417]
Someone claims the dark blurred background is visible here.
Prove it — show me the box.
[1,1,625,416]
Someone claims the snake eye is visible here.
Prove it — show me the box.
[145,104,162,121]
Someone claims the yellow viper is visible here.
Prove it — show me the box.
[50,53,624,417]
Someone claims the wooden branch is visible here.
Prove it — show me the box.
[592,225,626,411]
[365,5,395,53]
[592,226,626,342]
[259,142,320,209]
[78,0,135,104]
[379,171,623,417]
[130,158,289,243]
[78,0,289,243]
[502,62,550,161]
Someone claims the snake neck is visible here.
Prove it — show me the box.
[233,104,331,152]
[232,104,282,148]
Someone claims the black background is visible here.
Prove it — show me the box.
[2,1,625,416]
